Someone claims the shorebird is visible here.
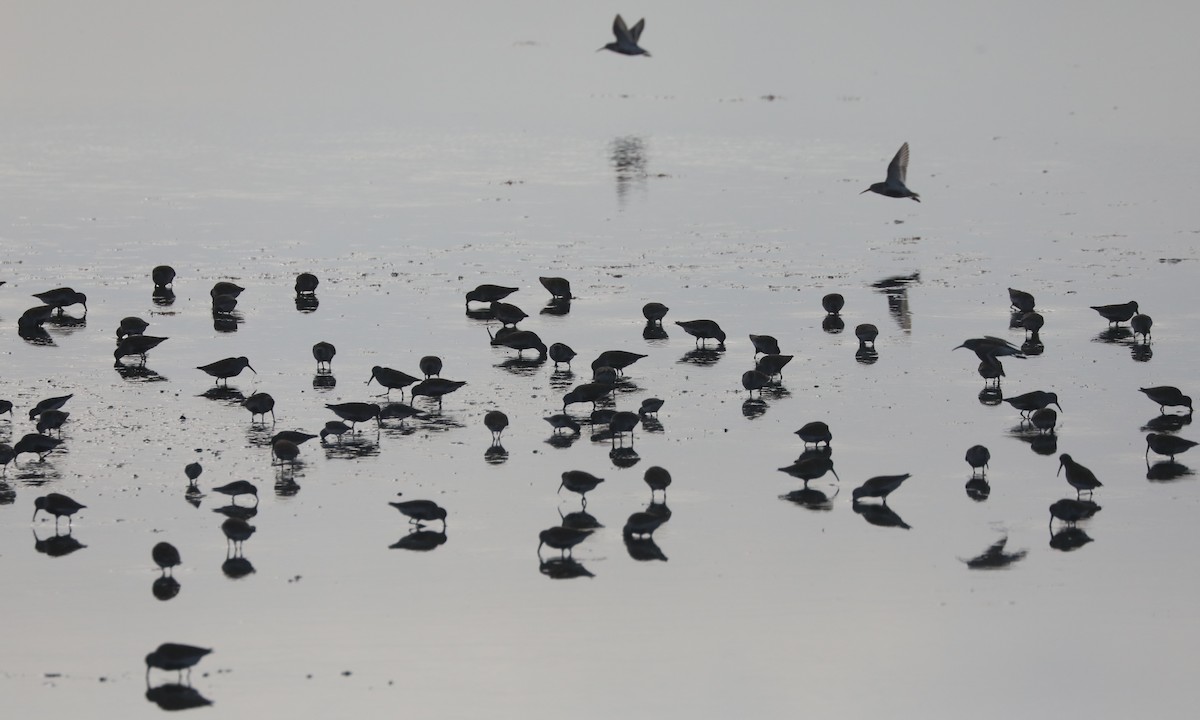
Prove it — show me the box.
[1048,498,1102,528]
[965,445,990,477]
[28,394,72,420]
[185,462,202,487]
[14,433,61,461]
[644,465,672,499]
[852,474,911,503]
[609,411,641,445]
[978,356,1004,386]
[320,420,352,442]
[539,276,571,299]
[1139,386,1192,414]
[294,272,319,294]
[465,284,517,307]
[211,480,259,506]
[242,393,276,423]
[1019,312,1044,338]
[367,366,420,398]
[272,438,300,466]
[623,511,667,539]
[116,316,149,339]
[152,542,181,576]
[548,343,577,369]
[211,293,238,314]
[312,341,336,372]
[861,142,920,202]
[389,499,447,529]
[489,301,528,327]
[1008,288,1036,313]
[411,379,467,408]
[675,319,726,348]
[152,265,176,288]
[795,421,832,447]
[325,402,381,429]
[599,14,650,56]
[1057,454,1102,497]
[35,410,69,436]
[419,355,443,378]
[756,354,794,379]
[114,335,168,365]
[544,414,582,435]
[822,293,845,315]
[748,334,781,356]
[639,397,664,417]
[210,281,244,299]
[271,430,318,447]
[32,287,87,314]
[538,526,592,558]
[197,357,255,385]
[560,470,605,505]
[1146,433,1198,461]
[489,328,547,358]
[145,643,212,683]
[1131,313,1153,343]
[32,493,86,527]
[484,410,509,442]
[591,350,647,375]
[741,370,771,397]
[1,444,16,474]
[0,399,10,417]
[1031,408,1057,434]
[1090,300,1139,325]
[642,302,669,324]
[1004,390,1062,416]
[954,336,1024,361]
[562,382,613,411]
[855,324,879,347]
[220,517,255,549]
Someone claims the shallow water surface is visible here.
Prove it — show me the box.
[3,3,1200,719]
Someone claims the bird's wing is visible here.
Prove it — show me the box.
[613,14,631,42]
[630,18,645,42]
[887,142,910,184]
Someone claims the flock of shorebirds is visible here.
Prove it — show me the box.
[2,14,1195,708]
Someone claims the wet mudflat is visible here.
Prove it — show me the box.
[3,3,1200,718]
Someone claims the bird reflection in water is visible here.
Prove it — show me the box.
[873,271,919,331]
[1049,527,1094,551]
[152,576,181,601]
[742,398,768,419]
[274,476,301,497]
[851,502,911,529]
[390,528,448,551]
[222,551,256,579]
[1131,344,1153,362]
[978,386,1004,406]
[1143,413,1192,433]
[611,135,648,208]
[32,527,87,557]
[295,294,319,313]
[559,506,603,531]
[610,446,640,468]
[643,322,669,341]
[212,313,241,334]
[152,287,176,307]
[115,364,167,383]
[624,532,667,562]
[677,348,723,366]
[323,435,381,460]
[145,683,213,711]
[780,485,838,510]
[539,557,594,579]
[199,386,246,405]
[484,443,509,464]
[778,448,839,485]
[312,373,337,390]
[961,536,1026,569]
[822,315,846,334]
[541,298,571,317]
[1146,460,1192,482]
[964,476,991,501]
[1092,326,1133,345]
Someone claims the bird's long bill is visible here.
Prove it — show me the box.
[1056,461,1064,476]
[1055,403,1064,413]
[830,467,841,482]
[860,188,871,194]
[31,508,39,522]
[557,482,563,494]
[366,375,375,386]
[247,364,257,374]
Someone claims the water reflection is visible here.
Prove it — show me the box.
[872,271,919,331]
[677,348,723,366]
[18,323,54,345]
[642,322,668,341]
[558,507,603,531]
[851,501,911,529]
[978,387,1004,406]
[152,576,181,601]
[1131,344,1153,362]
[151,287,176,306]
[45,313,87,332]
[212,312,242,333]
[0,481,15,505]
[222,552,256,579]
[964,476,991,501]
[199,386,247,405]
[213,504,257,520]
[1143,413,1192,432]
[822,315,845,334]
[323,434,381,460]
[742,398,768,419]
[1147,460,1193,482]
[1092,327,1133,345]
[115,363,167,383]
[312,374,337,390]
[611,135,647,207]
[390,528,448,551]
[295,294,319,313]
[484,443,508,465]
[540,299,571,316]
[855,346,880,365]
[539,557,594,579]
[610,446,640,468]
[961,536,1026,569]
[624,533,668,561]
[32,527,87,557]
[145,683,213,711]
[777,449,840,484]
[780,485,838,510]
[1049,527,1094,552]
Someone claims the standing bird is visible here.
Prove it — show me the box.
[210,281,245,299]
[145,643,212,683]
[1031,408,1058,434]
[152,542,181,576]
[114,335,168,365]
[197,357,255,385]
[538,526,592,557]
[1058,454,1102,497]
[855,324,879,347]
[861,142,920,202]
[539,276,572,299]
[367,366,419,398]
[116,316,150,340]
[411,379,467,408]
[559,470,605,505]
[852,474,911,504]
[642,302,669,325]
[639,397,664,417]
[389,499,448,530]
[325,402,381,430]
[1008,288,1036,313]
[419,355,443,379]
[320,420,352,443]
[675,319,726,348]
[1131,314,1153,343]
[465,284,518,307]
[312,341,336,372]
[644,465,672,499]
[1004,390,1062,417]
[35,410,69,436]
[1139,386,1192,414]
[965,445,991,477]
[1090,300,1139,325]
[14,433,62,461]
[272,438,300,466]
[1145,433,1198,461]
[562,382,613,411]
[152,265,176,288]
[28,394,73,420]
[295,272,319,294]
[241,392,276,424]
[211,480,259,506]
[484,410,509,442]
[795,421,832,447]
[741,370,771,397]
[756,354,794,379]
[185,462,203,488]
[489,301,528,327]
[32,493,86,527]
[822,293,845,315]
[748,334,781,356]
[32,287,88,314]
[591,350,647,376]
[548,343,577,369]
[599,14,650,56]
